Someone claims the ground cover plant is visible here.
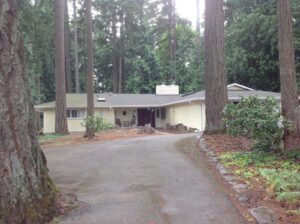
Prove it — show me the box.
[219,97,300,221]
[220,151,300,205]
[203,134,300,223]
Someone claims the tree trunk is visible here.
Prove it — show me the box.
[112,8,119,93]
[54,0,69,134]
[73,0,80,93]
[0,1,58,223]
[277,0,300,150]
[118,11,125,93]
[65,0,72,93]
[170,0,176,81]
[204,0,228,134]
[196,0,201,67]
[85,0,95,138]
[118,56,123,93]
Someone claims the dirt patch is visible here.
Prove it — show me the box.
[41,128,157,149]
[204,134,252,153]
[202,134,300,224]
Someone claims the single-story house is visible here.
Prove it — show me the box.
[35,83,283,133]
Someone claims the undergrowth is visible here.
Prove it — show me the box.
[220,151,300,203]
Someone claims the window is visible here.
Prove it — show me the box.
[67,109,86,119]
[123,111,127,116]
[99,111,104,118]
[161,108,166,120]
[156,109,160,118]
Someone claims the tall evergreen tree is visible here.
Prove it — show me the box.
[85,0,95,138]
[277,0,300,150]
[0,1,57,222]
[54,0,69,134]
[20,0,56,103]
[204,0,228,133]
[65,0,72,93]
[73,0,80,93]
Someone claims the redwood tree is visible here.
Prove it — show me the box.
[54,0,69,134]
[73,0,80,93]
[278,0,300,150]
[85,0,95,137]
[112,6,119,93]
[204,0,228,133]
[0,1,57,223]
[196,0,201,66]
[65,0,72,93]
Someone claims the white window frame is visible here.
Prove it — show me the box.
[67,109,86,119]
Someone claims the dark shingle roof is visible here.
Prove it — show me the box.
[35,89,282,110]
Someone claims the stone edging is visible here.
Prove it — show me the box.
[198,136,276,224]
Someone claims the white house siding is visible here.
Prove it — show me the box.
[160,101,206,131]
[96,108,115,124]
[43,109,55,133]
[43,108,115,133]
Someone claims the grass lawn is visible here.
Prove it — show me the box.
[39,134,65,141]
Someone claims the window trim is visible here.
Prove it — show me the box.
[67,109,86,119]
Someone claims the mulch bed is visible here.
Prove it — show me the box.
[203,134,300,224]
[40,128,155,149]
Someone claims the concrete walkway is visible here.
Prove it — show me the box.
[45,134,246,224]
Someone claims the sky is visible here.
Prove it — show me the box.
[176,0,205,27]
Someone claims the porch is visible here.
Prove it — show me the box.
[114,108,158,128]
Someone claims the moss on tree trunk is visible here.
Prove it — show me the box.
[0,1,59,223]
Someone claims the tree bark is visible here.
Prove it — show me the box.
[196,0,201,67]
[204,0,228,134]
[0,1,58,223]
[118,10,125,93]
[112,8,119,93]
[73,0,80,93]
[54,0,69,134]
[277,0,300,150]
[170,0,176,81]
[65,0,72,93]
[85,0,95,138]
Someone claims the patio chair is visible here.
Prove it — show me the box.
[115,118,121,127]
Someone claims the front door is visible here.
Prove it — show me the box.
[137,109,155,127]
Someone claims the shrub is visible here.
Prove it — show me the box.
[81,116,114,132]
[222,96,286,151]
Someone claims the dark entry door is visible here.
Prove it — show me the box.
[137,109,155,128]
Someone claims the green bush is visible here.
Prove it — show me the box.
[222,96,286,151]
[81,116,114,132]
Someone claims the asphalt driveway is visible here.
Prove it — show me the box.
[45,134,246,224]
